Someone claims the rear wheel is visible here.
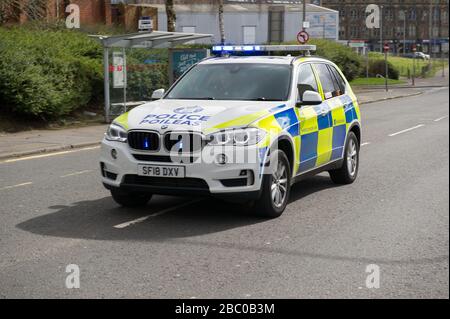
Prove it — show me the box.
[111,189,152,208]
[254,149,291,218]
[329,131,359,184]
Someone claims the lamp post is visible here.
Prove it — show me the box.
[400,10,407,56]
[380,5,384,53]
[302,0,307,31]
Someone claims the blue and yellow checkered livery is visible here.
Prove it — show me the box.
[255,94,360,176]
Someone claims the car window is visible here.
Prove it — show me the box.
[328,65,346,95]
[297,64,319,101]
[166,63,292,101]
[314,63,336,100]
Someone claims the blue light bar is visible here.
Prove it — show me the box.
[212,45,263,52]
[212,45,315,53]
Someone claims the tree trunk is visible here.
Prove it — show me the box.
[165,0,176,32]
[218,0,225,44]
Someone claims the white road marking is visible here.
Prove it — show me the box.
[361,142,371,147]
[1,146,100,163]
[60,170,93,178]
[0,182,33,191]
[388,124,425,137]
[434,116,449,122]
[113,200,201,229]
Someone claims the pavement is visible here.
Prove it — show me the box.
[0,87,448,298]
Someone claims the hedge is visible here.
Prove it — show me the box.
[367,59,400,80]
[283,39,363,81]
[0,26,103,119]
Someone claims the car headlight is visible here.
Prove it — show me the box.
[105,123,127,142]
[207,128,266,146]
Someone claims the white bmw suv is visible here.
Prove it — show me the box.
[100,55,361,218]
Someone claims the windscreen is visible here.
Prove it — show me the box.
[166,63,292,101]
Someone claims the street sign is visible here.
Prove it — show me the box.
[384,43,390,52]
[297,31,309,44]
[302,21,310,29]
[138,16,153,32]
[412,44,417,52]
[112,51,126,89]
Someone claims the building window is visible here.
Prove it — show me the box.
[433,7,440,20]
[409,8,416,20]
[339,25,345,39]
[408,25,416,37]
[350,26,358,38]
[350,9,357,20]
[243,26,256,44]
[433,26,439,37]
[384,8,393,21]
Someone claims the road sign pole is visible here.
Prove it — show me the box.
[103,47,110,123]
[380,5,383,53]
[412,44,416,86]
[302,0,306,32]
[385,50,388,92]
[384,42,389,92]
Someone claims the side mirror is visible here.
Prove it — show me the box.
[151,88,165,100]
[297,90,322,107]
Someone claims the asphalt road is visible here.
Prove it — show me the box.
[0,88,448,299]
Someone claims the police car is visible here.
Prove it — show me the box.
[100,45,361,218]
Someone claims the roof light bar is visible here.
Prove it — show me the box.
[212,44,316,53]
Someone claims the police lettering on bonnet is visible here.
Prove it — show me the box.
[100,45,361,218]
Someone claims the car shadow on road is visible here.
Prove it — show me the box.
[17,175,339,242]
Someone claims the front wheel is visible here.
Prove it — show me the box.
[254,149,291,218]
[111,189,152,208]
[329,131,359,184]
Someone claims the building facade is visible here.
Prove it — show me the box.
[111,0,338,44]
[319,0,449,54]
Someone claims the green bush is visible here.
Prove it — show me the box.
[367,59,400,80]
[282,39,363,81]
[0,26,103,119]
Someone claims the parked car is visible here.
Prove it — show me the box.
[405,52,430,60]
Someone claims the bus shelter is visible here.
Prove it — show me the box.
[90,31,213,122]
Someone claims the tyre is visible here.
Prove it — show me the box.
[254,149,291,218]
[329,131,359,184]
[110,189,152,208]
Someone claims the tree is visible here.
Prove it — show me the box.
[218,0,225,44]
[0,0,47,24]
[165,0,176,32]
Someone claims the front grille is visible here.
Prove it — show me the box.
[128,131,159,151]
[133,154,199,164]
[164,132,204,153]
[123,175,209,190]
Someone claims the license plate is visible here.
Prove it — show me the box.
[138,164,185,178]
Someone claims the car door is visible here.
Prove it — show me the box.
[327,64,351,161]
[295,63,321,174]
[310,63,336,168]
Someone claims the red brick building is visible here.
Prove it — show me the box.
[0,0,113,26]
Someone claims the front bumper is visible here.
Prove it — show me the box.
[100,138,265,199]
